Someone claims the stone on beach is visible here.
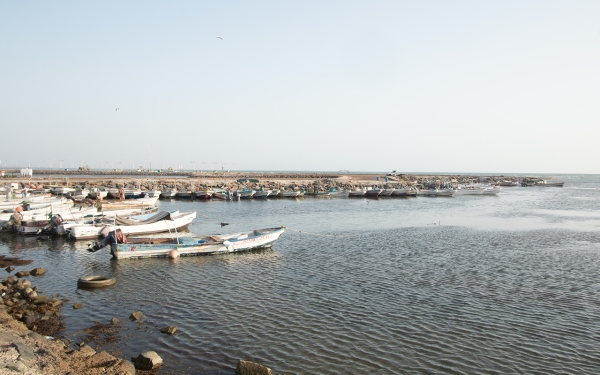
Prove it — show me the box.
[73,302,84,309]
[133,350,163,370]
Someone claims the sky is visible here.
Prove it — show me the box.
[1,1,599,174]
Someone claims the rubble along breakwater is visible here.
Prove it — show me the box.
[1,171,545,193]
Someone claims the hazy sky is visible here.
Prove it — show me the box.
[1,1,599,173]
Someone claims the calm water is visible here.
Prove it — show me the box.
[2,174,600,374]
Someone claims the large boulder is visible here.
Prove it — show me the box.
[129,311,143,321]
[30,268,46,276]
[160,326,177,335]
[236,360,273,375]
[133,351,163,370]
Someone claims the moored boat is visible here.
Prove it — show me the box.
[91,226,285,259]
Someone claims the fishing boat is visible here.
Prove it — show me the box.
[194,189,213,200]
[253,190,272,199]
[90,226,285,259]
[51,187,75,195]
[391,188,410,196]
[455,186,485,195]
[535,180,565,187]
[279,190,301,198]
[435,188,457,197]
[483,186,502,195]
[380,188,395,196]
[176,191,193,199]
[416,188,437,197]
[69,210,196,239]
[98,196,158,211]
[328,188,349,198]
[146,189,162,198]
[238,190,256,199]
[348,189,366,197]
[160,189,177,199]
[270,189,280,197]
[88,187,108,199]
[365,188,383,197]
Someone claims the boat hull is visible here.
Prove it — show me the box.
[110,227,285,259]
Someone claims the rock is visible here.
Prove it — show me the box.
[110,317,120,325]
[160,326,177,335]
[73,303,84,309]
[12,342,37,363]
[78,345,96,356]
[21,287,33,297]
[133,351,163,370]
[5,276,17,285]
[5,266,14,273]
[30,267,46,276]
[24,316,37,325]
[112,359,136,375]
[129,311,143,321]
[28,332,43,340]
[62,297,70,302]
[86,350,115,368]
[18,279,31,288]
[49,298,63,307]
[27,291,37,300]
[236,360,273,375]
[34,295,49,305]
[15,271,30,278]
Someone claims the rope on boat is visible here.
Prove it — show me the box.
[284,227,357,238]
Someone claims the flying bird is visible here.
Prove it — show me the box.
[220,222,229,227]
[115,108,119,111]
[216,37,222,40]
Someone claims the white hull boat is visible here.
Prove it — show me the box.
[160,189,177,198]
[416,189,437,197]
[69,211,196,239]
[279,191,301,198]
[391,188,410,196]
[436,188,457,197]
[380,188,395,196]
[456,187,485,195]
[253,190,272,199]
[91,227,285,259]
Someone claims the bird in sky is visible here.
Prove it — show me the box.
[216,37,222,40]
[115,108,119,111]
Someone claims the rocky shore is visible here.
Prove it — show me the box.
[0,256,278,374]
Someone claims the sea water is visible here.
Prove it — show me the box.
[2,174,600,374]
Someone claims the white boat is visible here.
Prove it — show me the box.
[270,189,280,197]
[88,187,109,199]
[328,189,350,198]
[483,186,502,195]
[176,191,193,199]
[51,187,75,195]
[160,189,177,199]
[348,189,366,197]
[0,196,71,211]
[253,190,272,199]
[2,206,99,226]
[365,188,383,197]
[238,190,256,199]
[69,211,196,239]
[90,226,285,260]
[194,190,214,200]
[99,196,159,210]
[391,188,410,196]
[456,186,485,195]
[535,180,565,187]
[146,190,162,197]
[279,190,301,198]
[416,188,437,197]
[435,188,457,197]
[380,188,395,196]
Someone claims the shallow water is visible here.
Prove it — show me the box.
[2,175,600,374]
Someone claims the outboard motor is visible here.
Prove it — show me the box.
[37,214,64,235]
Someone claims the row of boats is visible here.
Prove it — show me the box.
[0,193,286,260]
[159,185,502,199]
